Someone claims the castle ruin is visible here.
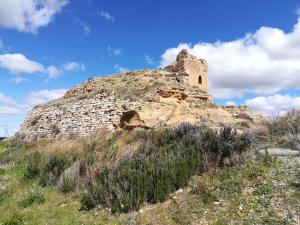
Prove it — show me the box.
[164,49,208,92]
[17,50,261,141]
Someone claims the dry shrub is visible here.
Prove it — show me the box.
[252,123,270,142]
[25,129,111,157]
[266,109,300,149]
[57,160,92,193]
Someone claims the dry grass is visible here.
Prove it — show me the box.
[264,109,300,149]
[18,129,145,168]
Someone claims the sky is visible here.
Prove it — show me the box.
[0,0,300,136]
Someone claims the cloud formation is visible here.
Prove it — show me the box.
[25,89,67,107]
[0,106,21,115]
[107,46,121,56]
[98,10,115,22]
[145,55,155,65]
[245,94,300,116]
[161,16,300,99]
[0,92,18,106]
[0,89,67,115]
[63,62,85,72]
[113,64,129,73]
[0,0,69,33]
[76,20,90,35]
[0,53,45,74]
[0,53,85,81]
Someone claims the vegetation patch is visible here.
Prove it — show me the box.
[80,124,252,213]
[18,186,45,208]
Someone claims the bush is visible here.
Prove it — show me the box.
[0,185,7,202]
[57,160,90,193]
[39,154,72,186]
[24,152,73,187]
[0,168,5,175]
[3,213,24,225]
[24,151,42,179]
[18,186,45,208]
[80,124,253,213]
[267,109,300,149]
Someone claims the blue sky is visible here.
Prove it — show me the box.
[0,0,300,136]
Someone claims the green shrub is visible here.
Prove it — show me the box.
[59,176,74,193]
[81,124,253,213]
[0,185,7,202]
[0,168,5,175]
[3,213,24,225]
[39,154,72,186]
[262,150,277,167]
[24,151,42,179]
[18,186,45,208]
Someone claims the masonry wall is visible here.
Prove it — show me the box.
[18,92,126,141]
[185,60,208,92]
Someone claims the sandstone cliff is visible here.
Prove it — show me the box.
[17,51,264,141]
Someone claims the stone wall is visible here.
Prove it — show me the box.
[17,92,136,141]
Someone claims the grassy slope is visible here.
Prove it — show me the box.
[0,139,299,225]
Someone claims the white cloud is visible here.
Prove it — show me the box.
[145,54,155,65]
[0,0,69,33]
[76,20,90,35]
[0,89,67,117]
[0,53,85,81]
[98,10,115,22]
[296,7,300,16]
[0,92,21,116]
[63,62,85,72]
[225,101,237,107]
[113,64,129,73]
[10,76,27,84]
[107,46,121,56]
[47,65,61,79]
[0,53,45,74]
[161,16,300,99]
[0,106,21,115]
[245,94,300,116]
[25,89,67,107]
[0,92,17,106]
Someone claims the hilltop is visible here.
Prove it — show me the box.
[0,51,299,225]
[17,50,264,141]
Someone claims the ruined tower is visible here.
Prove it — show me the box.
[164,49,208,92]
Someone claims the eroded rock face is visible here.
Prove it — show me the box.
[17,50,265,141]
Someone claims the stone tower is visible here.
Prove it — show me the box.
[164,49,208,92]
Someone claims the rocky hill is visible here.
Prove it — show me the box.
[17,50,264,141]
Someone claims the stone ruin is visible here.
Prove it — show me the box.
[17,50,263,141]
[164,49,208,92]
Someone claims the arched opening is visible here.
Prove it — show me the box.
[198,75,202,84]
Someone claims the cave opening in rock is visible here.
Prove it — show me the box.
[119,110,145,130]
